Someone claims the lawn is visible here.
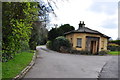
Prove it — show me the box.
[2,51,34,79]
[108,51,120,55]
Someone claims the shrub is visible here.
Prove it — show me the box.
[107,45,120,51]
[53,36,72,52]
[59,46,71,53]
[47,36,72,53]
[29,40,37,50]
[97,50,109,55]
[109,40,120,45]
[70,50,91,55]
[46,40,53,50]
[81,50,91,55]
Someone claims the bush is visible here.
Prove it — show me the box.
[53,36,71,52]
[109,40,120,45]
[46,36,72,53]
[107,45,120,51]
[29,40,37,50]
[70,50,91,55]
[46,41,53,50]
[70,50,109,55]
[97,50,109,55]
[21,41,30,51]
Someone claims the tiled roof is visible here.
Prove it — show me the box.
[64,27,110,38]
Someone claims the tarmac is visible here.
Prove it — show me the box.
[23,46,116,79]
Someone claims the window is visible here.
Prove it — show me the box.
[77,38,82,48]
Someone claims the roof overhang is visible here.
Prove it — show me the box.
[64,31,110,39]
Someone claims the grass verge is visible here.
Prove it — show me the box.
[2,51,34,79]
[108,51,120,55]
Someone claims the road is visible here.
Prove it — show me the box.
[23,46,117,78]
[98,56,119,79]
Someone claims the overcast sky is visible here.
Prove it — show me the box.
[48,0,119,40]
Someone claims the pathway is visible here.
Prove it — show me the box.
[23,46,114,78]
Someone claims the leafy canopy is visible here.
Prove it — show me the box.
[48,24,75,41]
[2,2,39,62]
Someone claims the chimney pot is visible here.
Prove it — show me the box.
[78,21,85,29]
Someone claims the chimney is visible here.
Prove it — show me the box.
[78,21,85,29]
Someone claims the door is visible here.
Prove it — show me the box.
[90,41,97,54]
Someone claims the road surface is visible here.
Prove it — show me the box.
[23,46,116,78]
[98,56,119,79]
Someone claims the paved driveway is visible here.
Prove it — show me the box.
[99,56,118,78]
[24,46,113,78]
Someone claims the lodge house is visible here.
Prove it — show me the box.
[65,21,110,54]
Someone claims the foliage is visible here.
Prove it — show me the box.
[97,50,109,56]
[109,40,120,45]
[108,43,119,47]
[70,50,91,55]
[107,45,120,51]
[2,51,34,79]
[2,1,67,61]
[29,21,48,50]
[48,28,62,41]
[47,36,72,53]
[29,0,55,49]
[58,24,75,34]
[38,0,56,21]
[108,40,120,51]
[46,40,53,50]
[48,24,75,41]
[2,2,39,62]
[70,50,109,55]
[53,36,72,52]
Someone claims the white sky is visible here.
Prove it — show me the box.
[48,0,119,40]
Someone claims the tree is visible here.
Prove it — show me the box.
[109,40,120,45]
[48,27,61,41]
[2,0,67,61]
[48,24,75,41]
[2,2,39,62]
[29,0,57,50]
[58,24,75,34]
[29,21,48,50]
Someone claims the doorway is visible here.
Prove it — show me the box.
[86,36,99,54]
[90,41,97,54]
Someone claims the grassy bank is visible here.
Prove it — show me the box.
[108,51,120,55]
[2,51,34,79]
